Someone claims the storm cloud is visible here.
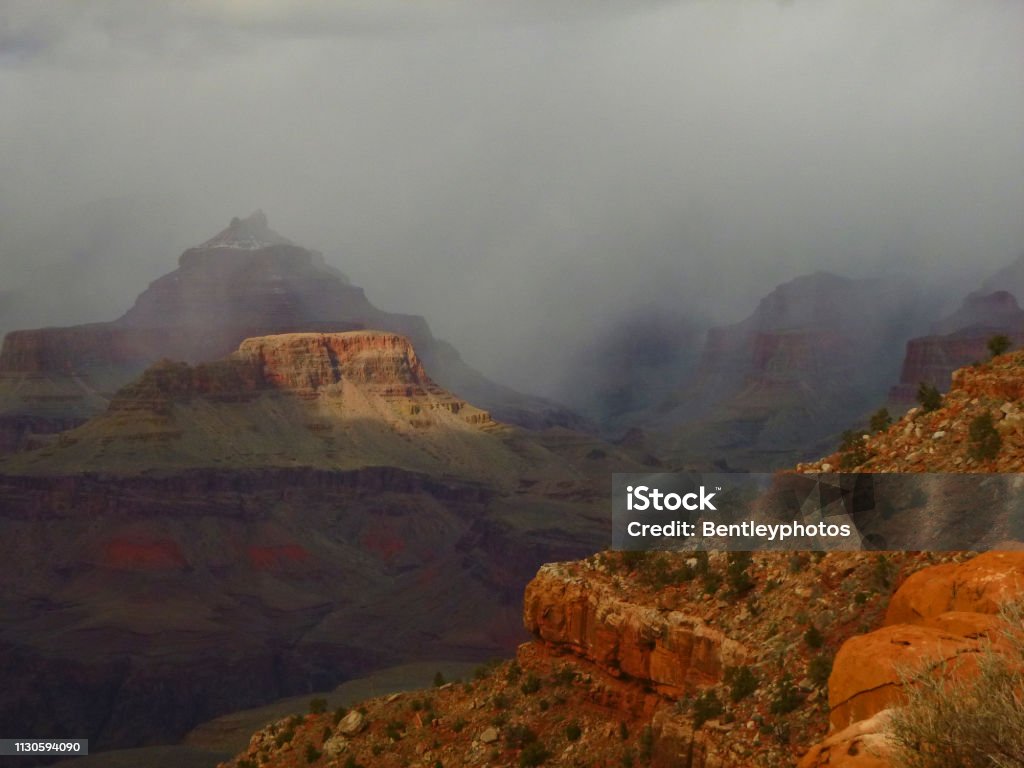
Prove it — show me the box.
[1,0,1023,399]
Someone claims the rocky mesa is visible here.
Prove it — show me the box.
[0,212,580,454]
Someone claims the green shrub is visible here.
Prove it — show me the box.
[520,673,542,695]
[640,725,655,760]
[804,626,825,649]
[308,697,327,715]
[519,741,550,767]
[725,665,759,703]
[968,412,1001,461]
[916,382,942,412]
[889,601,1024,768]
[869,407,893,433]
[988,334,1012,358]
[691,690,723,728]
[433,671,446,687]
[770,675,802,715]
[274,729,294,748]
[332,707,347,725]
[808,654,832,689]
[452,717,467,733]
[726,552,755,598]
[304,744,322,763]
[565,721,582,742]
[506,724,538,749]
[839,429,870,469]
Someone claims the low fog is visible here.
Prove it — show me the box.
[2,0,1023,399]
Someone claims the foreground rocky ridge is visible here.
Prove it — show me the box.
[220,550,965,768]
[802,347,1024,473]
[220,349,1024,767]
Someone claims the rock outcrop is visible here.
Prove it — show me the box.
[0,212,580,453]
[889,290,1024,404]
[802,348,1024,473]
[523,562,746,699]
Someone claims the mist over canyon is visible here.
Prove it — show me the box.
[2,1,1024,763]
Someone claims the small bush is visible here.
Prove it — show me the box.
[274,729,294,748]
[988,333,1012,358]
[804,626,825,649]
[916,382,942,412]
[839,429,870,469]
[433,671,446,687]
[726,552,755,598]
[304,744,322,763]
[788,553,809,574]
[869,407,893,433]
[725,665,759,703]
[808,654,832,689]
[506,724,538,749]
[889,601,1024,768]
[692,690,723,728]
[519,741,550,767]
[770,675,802,715]
[308,697,327,715]
[968,412,1001,461]
[702,570,722,596]
[520,673,542,695]
[640,725,655,760]
[332,707,347,725]
[873,554,895,589]
[565,721,582,742]
[452,717,467,733]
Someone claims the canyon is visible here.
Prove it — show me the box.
[0,329,646,752]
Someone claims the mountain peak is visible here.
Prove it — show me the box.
[198,210,293,250]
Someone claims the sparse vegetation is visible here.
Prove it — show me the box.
[889,602,1024,768]
[433,671,446,687]
[916,382,943,412]
[869,407,893,433]
[565,721,582,742]
[807,655,832,689]
[769,674,801,715]
[839,428,870,469]
[968,411,1001,461]
[691,690,724,728]
[725,665,759,703]
[803,626,825,649]
[726,551,755,598]
[304,744,322,763]
[519,741,551,767]
[308,697,327,715]
[520,673,542,695]
[987,333,1012,359]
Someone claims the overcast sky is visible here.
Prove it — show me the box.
[1,1,1023,397]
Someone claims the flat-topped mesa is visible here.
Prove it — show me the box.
[237,332,435,395]
[110,331,492,425]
